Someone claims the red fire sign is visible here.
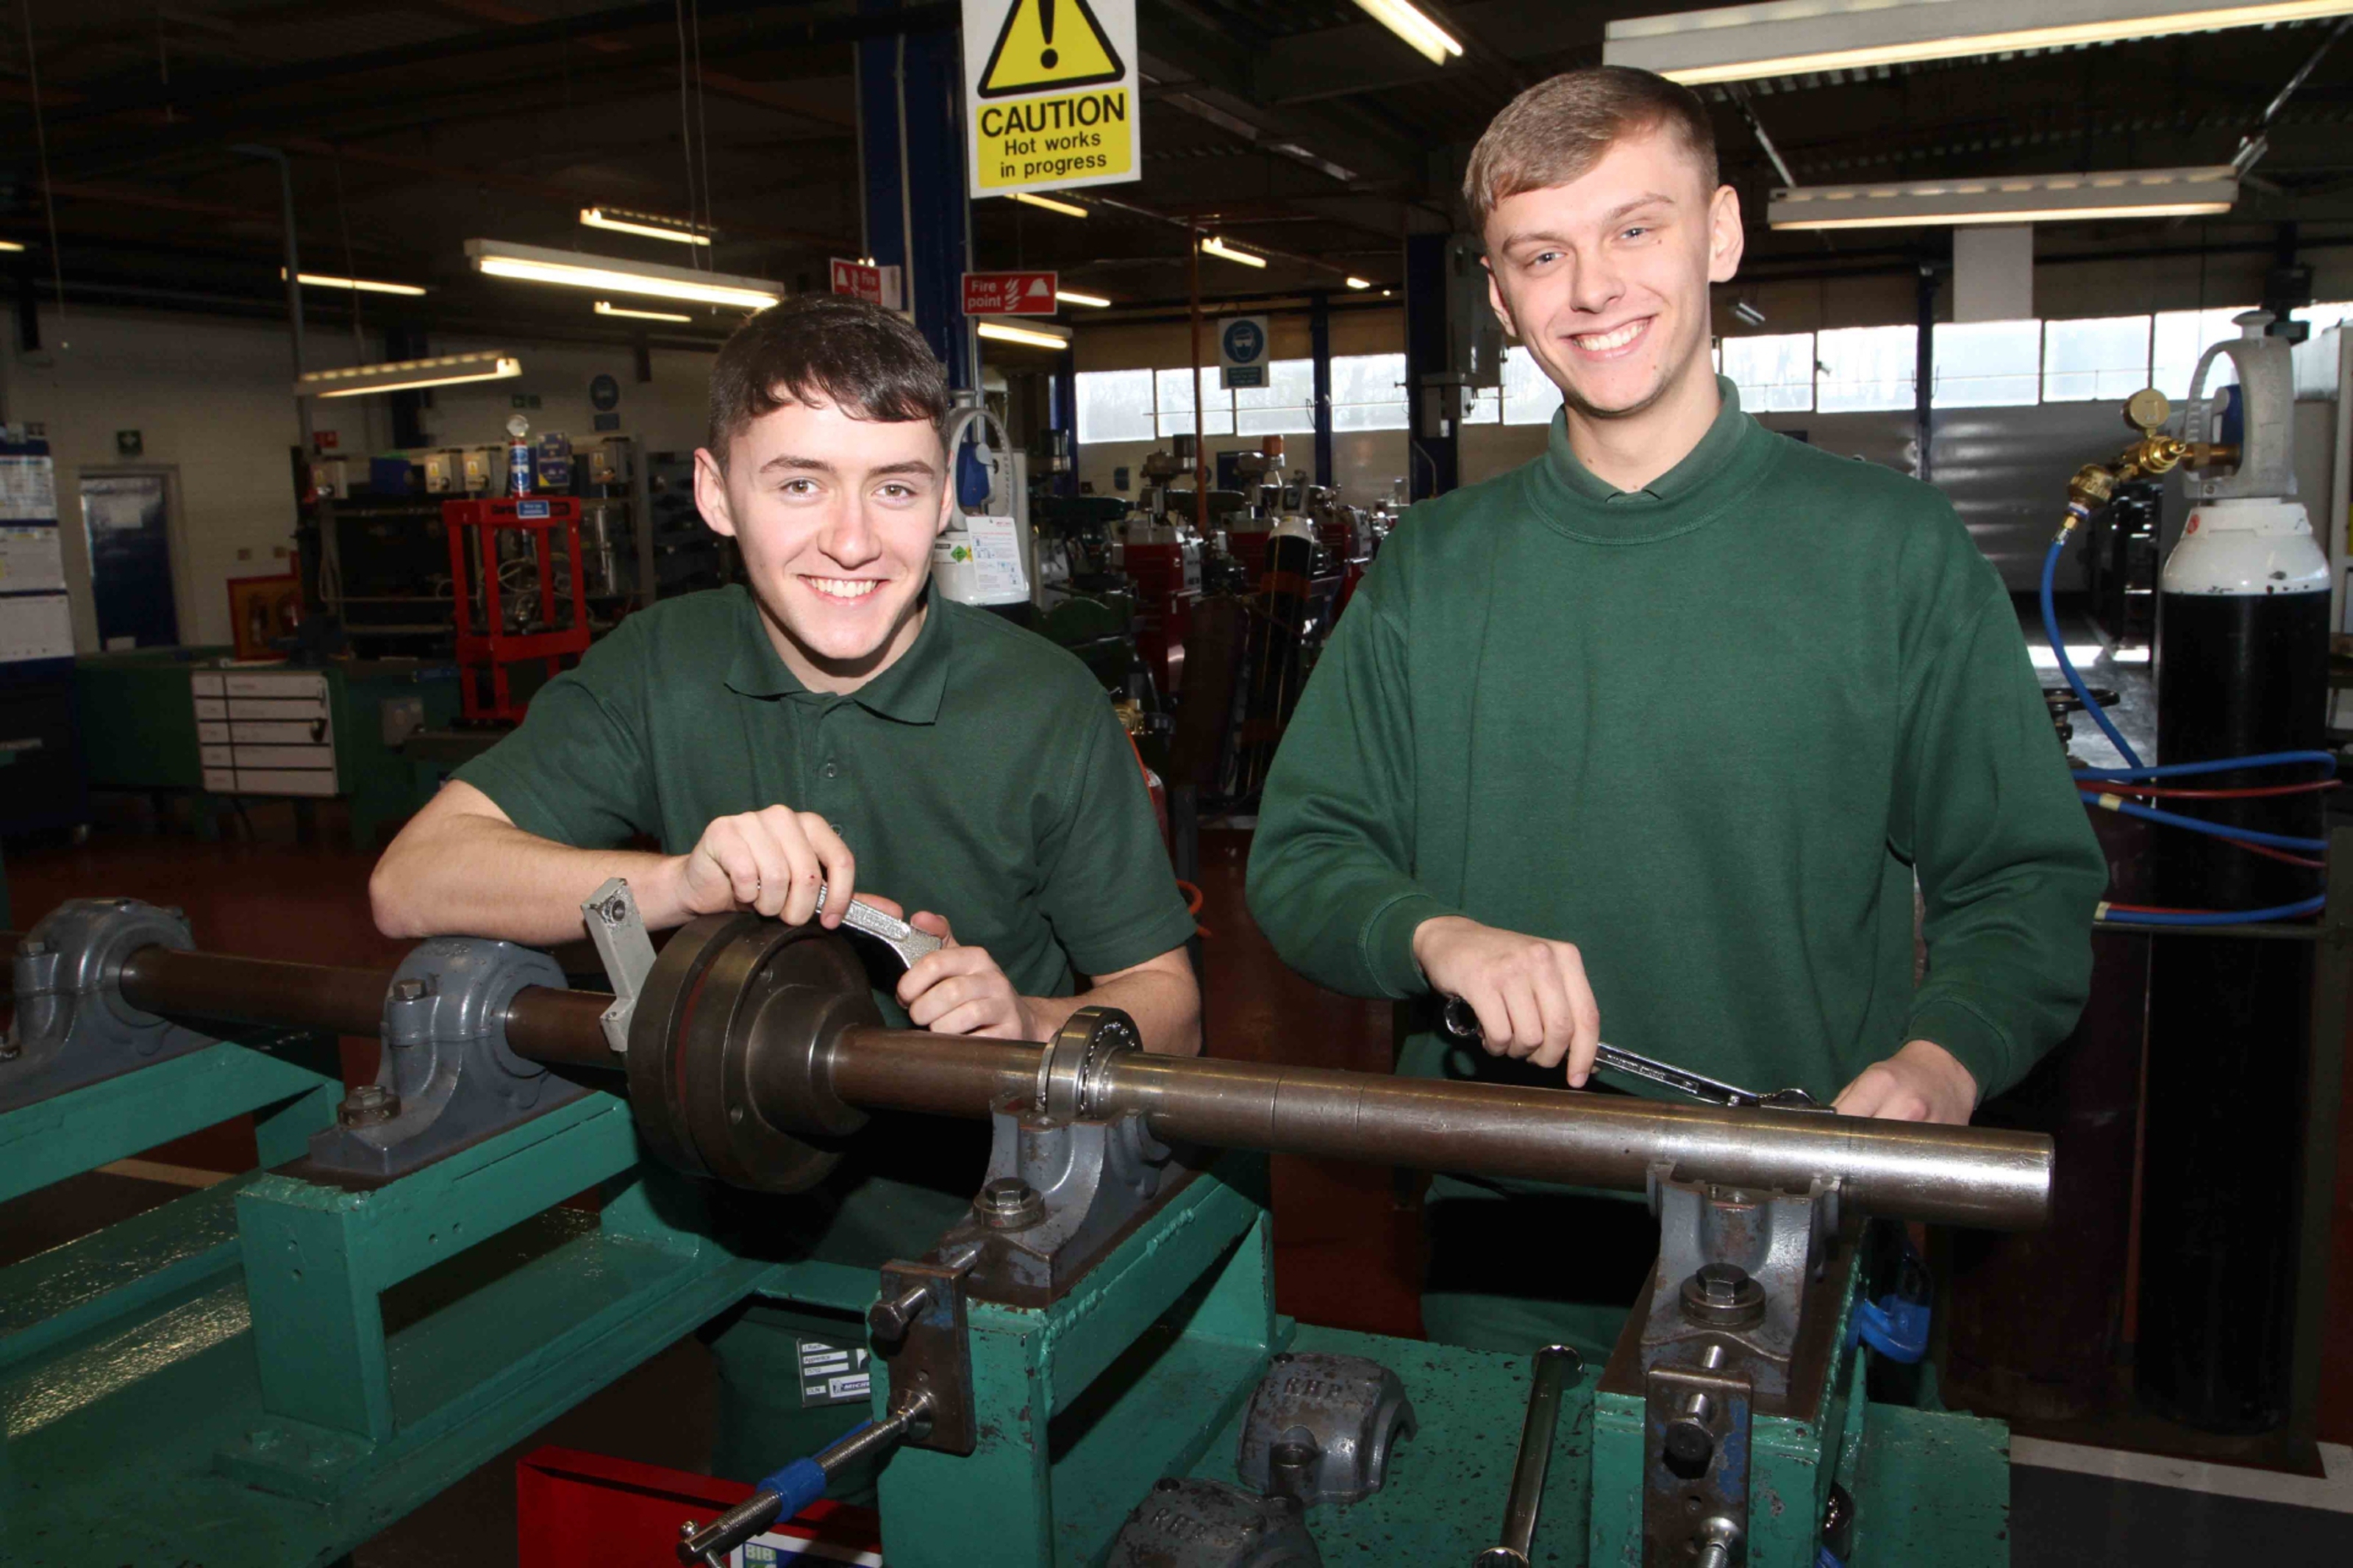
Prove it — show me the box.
[830,258,885,305]
[963,271,1059,316]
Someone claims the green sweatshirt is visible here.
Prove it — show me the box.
[1246,382,2105,1105]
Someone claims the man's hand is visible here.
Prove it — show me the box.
[1832,1040,1977,1124]
[1413,915,1602,1081]
[659,806,855,928]
[865,898,1036,1040]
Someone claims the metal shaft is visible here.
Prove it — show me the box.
[20,935,2054,1231]
[1475,1345,1584,1568]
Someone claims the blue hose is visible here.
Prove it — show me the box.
[2101,895,2327,927]
[2080,792,2329,853]
[2042,535,2144,771]
[2074,750,2339,783]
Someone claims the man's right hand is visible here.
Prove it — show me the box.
[661,806,856,927]
[1412,915,1602,1082]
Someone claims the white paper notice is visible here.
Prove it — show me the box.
[965,514,1029,598]
[0,454,57,522]
[0,526,67,593]
[0,592,73,663]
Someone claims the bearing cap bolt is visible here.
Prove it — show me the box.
[1679,1261,1768,1329]
[338,1083,401,1127]
[973,1176,1046,1231]
[868,1281,933,1341]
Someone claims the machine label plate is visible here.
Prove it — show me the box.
[796,1336,872,1408]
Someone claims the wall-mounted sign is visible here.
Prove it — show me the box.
[963,0,1140,198]
[963,271,1058,316]
[1218,315,1270,390]
[589,373,621,412]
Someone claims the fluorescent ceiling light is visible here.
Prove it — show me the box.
[1769,166,2237,229]
[579,206,712,246]
[1058,290,1113,308]
[1011,192,1088,218]
[467,239,781,309]
[0,240,25,253]
[1201,235,1268,270]
[282,268,428,297]
[1346,276,1373,290]
[595,300,694,323]
[297,351,520,399]
[1605,0,2353,86]
[976,318,1073,351]
[1353,0,1465,65]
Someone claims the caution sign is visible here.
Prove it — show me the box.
[963,0,1140,198]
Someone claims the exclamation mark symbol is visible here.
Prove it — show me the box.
[1040,0,1058,70]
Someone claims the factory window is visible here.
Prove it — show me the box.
[1718,332,1814,412]
[2041,315,2154,404]
[2152,307,2250,400]
[1154,366,1235,439]
[1502,343,1562,425]
[1932,320,2041,408]
[1815,326,1918,412]
[1235,358,1318,437]
[2291,303,2353,399]
[1331,353,1410,432]
[1073,368,1157,445]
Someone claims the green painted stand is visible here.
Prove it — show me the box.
[876,1161,1279,1568]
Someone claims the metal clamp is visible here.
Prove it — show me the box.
[1,898,207,1113]
[1236,1352,1416,1507]
[301,937,583,1179]
[870,1253,977,1456]
[582,877,655,1055]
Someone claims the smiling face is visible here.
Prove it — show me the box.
[1483,121,1743,428]
[693,395,951,692]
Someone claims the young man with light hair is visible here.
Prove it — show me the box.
[1246,67,2103,1356]
[374,293,1199,1467]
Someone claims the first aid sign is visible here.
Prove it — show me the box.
[963,0,1140,198]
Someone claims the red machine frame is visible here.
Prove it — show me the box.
[516,1445,882,1567]
[444,495,591,723]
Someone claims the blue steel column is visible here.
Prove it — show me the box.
[1310,289,1334,487]
[857,8,970,390]
[1404,233,1457,499]
[1050,358,1079,496]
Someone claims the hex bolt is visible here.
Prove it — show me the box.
[868,1281,933,1341]
[972,1176,1046,1231]
[338,1083,401,1126]
[1679,1261,1768,1329]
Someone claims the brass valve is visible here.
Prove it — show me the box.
[2057,387,2239,537]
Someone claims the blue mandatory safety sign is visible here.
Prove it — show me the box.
[517,499,551,518]
[1220,317,1266,365]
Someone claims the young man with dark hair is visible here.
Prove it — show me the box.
[1246,67,2104,1357]
[374,293,1199,1467]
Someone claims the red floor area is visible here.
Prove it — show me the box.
[3,805,1425,1339]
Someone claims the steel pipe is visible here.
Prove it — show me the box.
[26,934,2054,1230]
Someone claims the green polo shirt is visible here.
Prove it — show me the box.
[454,582,1196,1022]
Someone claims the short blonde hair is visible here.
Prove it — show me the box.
[1463,67,1719,232]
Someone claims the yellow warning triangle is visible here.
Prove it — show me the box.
[976,0,1125,99]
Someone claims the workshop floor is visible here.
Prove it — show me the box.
[6,603,2352,1563]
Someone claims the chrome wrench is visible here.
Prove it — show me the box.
[1438,995,1823,1111]
[814,882,944,971]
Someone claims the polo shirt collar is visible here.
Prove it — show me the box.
[721,582,952,725]
[1544,374,1750,506]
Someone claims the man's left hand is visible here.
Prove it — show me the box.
[870,900,1036,1039]
[1832,1039,1977,1125]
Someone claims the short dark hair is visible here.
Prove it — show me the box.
[706,294,950,462]
[1463,66,1719,232]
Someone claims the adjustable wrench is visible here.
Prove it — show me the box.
[815,882,944,971]
[1438,996,1823,1111]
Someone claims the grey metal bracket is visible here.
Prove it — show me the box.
[582,877,656,1055]
[1108,1478,1322,1568]
[1235,1351,1415,1507]
[1643,1352,1752,1568]
[1640,1168,1836,1403]
[299,937,588,1180]
[869,1251,977,1457]
[1,898,210,1114]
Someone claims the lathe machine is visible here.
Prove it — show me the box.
[1,893,2044,1566]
